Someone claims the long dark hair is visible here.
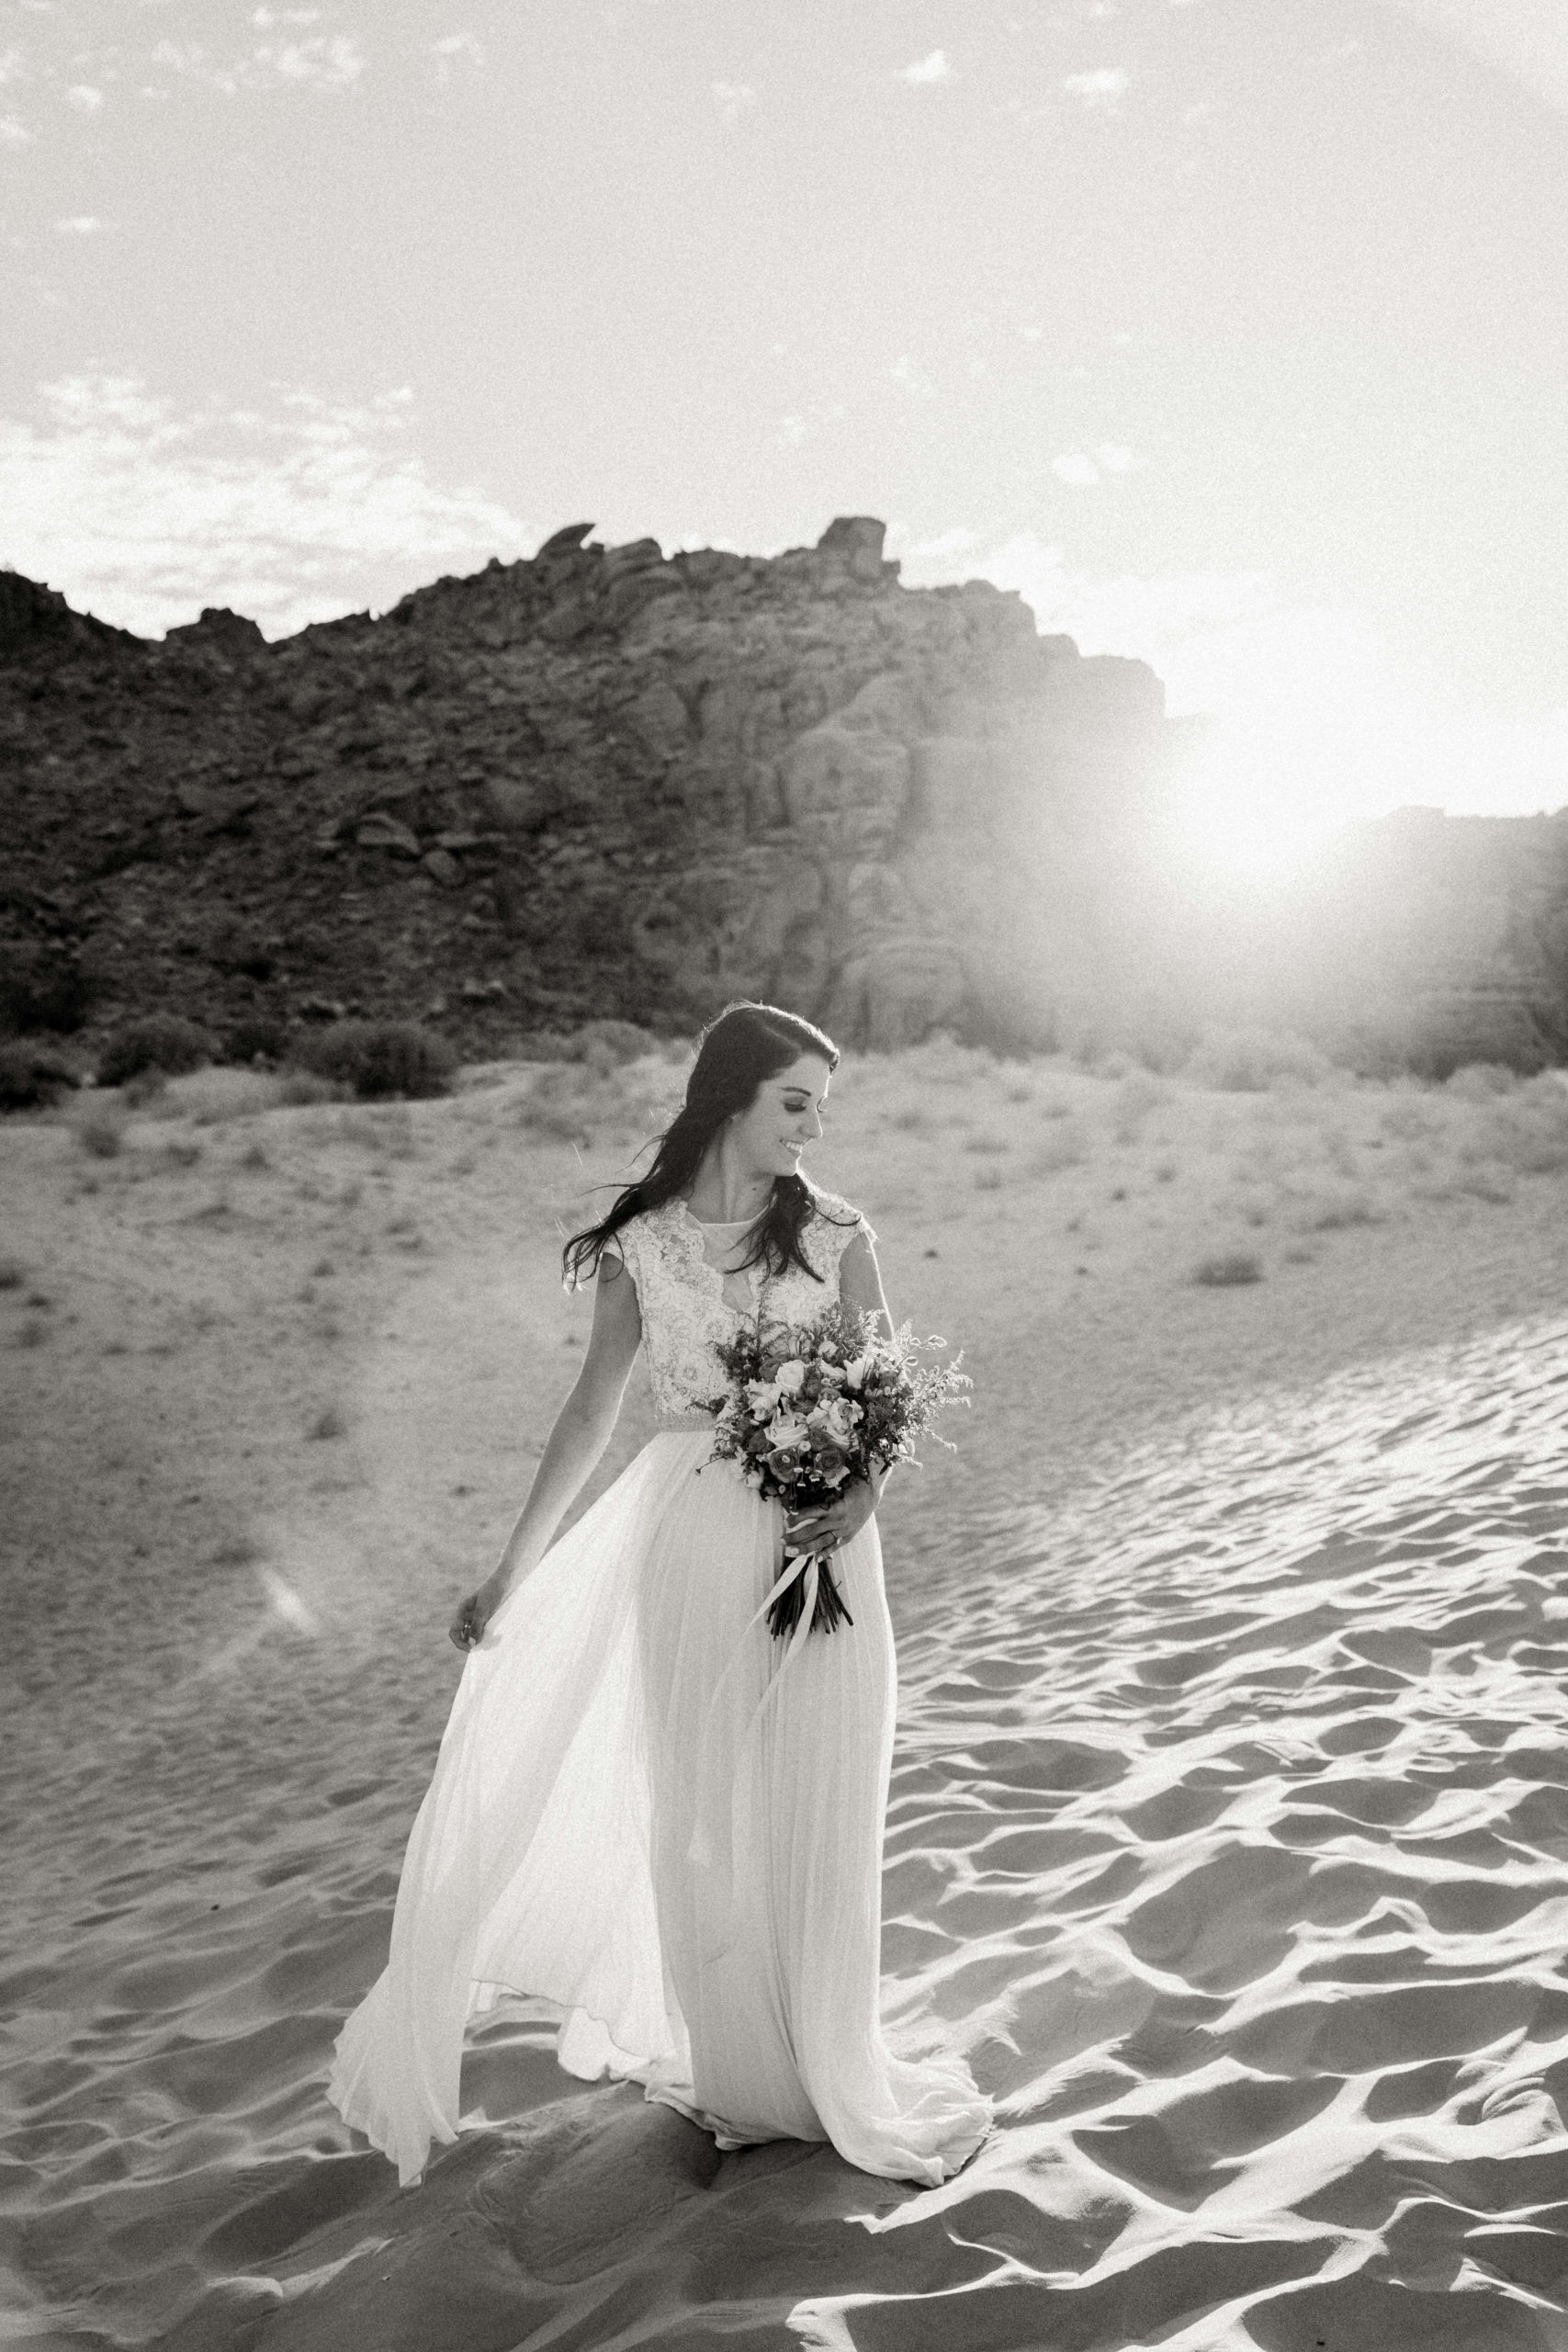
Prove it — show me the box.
[561,1001,849,1289]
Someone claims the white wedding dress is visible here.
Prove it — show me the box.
[327,1190,990,2188]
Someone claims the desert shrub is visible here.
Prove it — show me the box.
[1456,1162,1515,1204]
[1182,1026,1331,1093]
[276,1069,347,1108]
[1491,1077,1568,1175]
[175,1069,284,1125]
[1111,1069,1168,1145]
[1027,1125,1088,1177]
[525,1018,666,1070]
[0,1041,77,1112]
[0,954,97,1037]
[900,1035,994,1091]
[75,1105,127,1158]
[294,1020,457,1101]
[515,1061,619,1144]
[1055,1003,1194,1076]
[515,1055,681,1147]
[99,1014,214,1089]
[1302,1186,1381,1230]
[1445,1062,1518,1102]
[1193,1250,1264,1286]
[226,1017,291,1066]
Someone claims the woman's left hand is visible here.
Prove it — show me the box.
[784,1477,879,1558]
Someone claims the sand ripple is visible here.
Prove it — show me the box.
[6,1319,1568,2346]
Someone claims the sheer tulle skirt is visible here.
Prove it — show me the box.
[327,1432,990,2187]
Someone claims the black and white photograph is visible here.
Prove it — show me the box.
[5,4,1568,2346]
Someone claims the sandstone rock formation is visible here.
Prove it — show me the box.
[4,523,1560,1073]
[0,521,1177,1057]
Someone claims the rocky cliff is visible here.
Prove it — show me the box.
[0,519,1176,1057]
[5,524,1562,1075]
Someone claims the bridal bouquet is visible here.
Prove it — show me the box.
[708,1303,970,1639]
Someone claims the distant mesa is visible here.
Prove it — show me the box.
[0,529,1561,1074]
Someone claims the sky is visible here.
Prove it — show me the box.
[2,0,1566,861]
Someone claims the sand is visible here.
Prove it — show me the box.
[5,1043,1568,2347]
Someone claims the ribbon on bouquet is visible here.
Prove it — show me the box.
[766,1543,854,1639]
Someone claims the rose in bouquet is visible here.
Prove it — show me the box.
[708,1302,971,1638]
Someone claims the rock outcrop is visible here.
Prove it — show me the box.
[4,525,1560,1072]
[0,522,1176,1056]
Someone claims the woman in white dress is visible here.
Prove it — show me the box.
[327,1001,990,2188]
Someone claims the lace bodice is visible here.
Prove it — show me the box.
[612,1192,874,1423]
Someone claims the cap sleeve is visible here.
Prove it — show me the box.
[807,1188,874,1274]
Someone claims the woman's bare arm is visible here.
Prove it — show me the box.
[838,1226,894,1342]
[450,1253,642,1647]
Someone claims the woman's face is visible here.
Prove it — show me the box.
[728,1052,832,1182]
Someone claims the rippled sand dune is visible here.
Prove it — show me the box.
[6,1053,1568,2346]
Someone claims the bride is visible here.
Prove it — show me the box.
[327,1000,990,2187]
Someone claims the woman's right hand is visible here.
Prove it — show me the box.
[449,1573,506,1653]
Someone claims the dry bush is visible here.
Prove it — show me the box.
[972,1165,1005,1192]
[308,1406,347,1441]
[1381,1091,1440,1142]
[276,1069,347,1109]
[1491,1077,1568,1175]
[1301,1185,1381,1231]
[0,1260,23,1290]
[516,1057,681,1148]
[1182,1026,1332,1093]
[163,1069,290,1125]
[1193,1250,1265,1286]
[295,1020,457,1102]
[98,1014,214,1089]
[1444,1062,1519,1102]
[0,1041,78,1113]
[525,1019,670,1070]
[962,1133,1010,1155]
[1027,1125,1088,1178]
[899,1035,994,1091]
[74,1105,128,1159]
[1111,1069,1168,1145]
[1455,1159,1516,1204]
[224,1018,290,1067]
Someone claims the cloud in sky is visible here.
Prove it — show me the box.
[1062,67,1129,108]
[897,50,953,85]
[1052,444,1138,486]
[711,79,756,123]
[430,31,483,83]
[149,32,365,96]
[0,377,532,639]
[54,214,106,235]
[64,84,105,112]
